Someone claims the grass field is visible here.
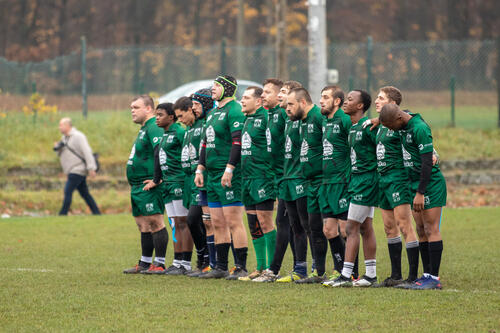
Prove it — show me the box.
[1,208,499,332]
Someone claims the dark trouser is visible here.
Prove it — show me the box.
[269,199,296,274]
[59,173,100,215]
[284,198,309,263]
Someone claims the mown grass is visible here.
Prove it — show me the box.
[0,208,499,332]
[0,107,499,171]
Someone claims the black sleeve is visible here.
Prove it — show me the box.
[228,130,242,167]
[198,140,206,167]
[153,145,162,185]
[417,151,433,194]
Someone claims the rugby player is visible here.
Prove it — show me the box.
[123,95,168,274]
[238,86,276,281]
[318,86,351,283]
[143,102,193,275]
[371,87,420,287]
[252,78,295,283]
[380,104,446,290]
[174,96,210,276]
[328,90,378,287]
[286,87,329,284]
[195,75,249,279]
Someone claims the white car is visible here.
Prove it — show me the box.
[158,79,262,104]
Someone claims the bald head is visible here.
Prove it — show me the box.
[59,117,72,135]
[380,104,409,130]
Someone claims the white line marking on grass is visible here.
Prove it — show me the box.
[2,268,55,273]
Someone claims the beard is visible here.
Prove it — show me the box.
[290,106,305,121]
[321,105,333,116]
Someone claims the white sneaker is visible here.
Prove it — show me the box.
[322,275,352,287]
[252,269,276,282]
[352,275,377,287]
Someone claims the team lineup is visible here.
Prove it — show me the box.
[123,75,446,290]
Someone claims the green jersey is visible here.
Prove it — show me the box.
[159,122,185,183]
[126,117,164,185]
[283,118,303,180]
[400,113,441,181]
[267,105,288,178]
[348,116,378,174]
[300,105,324,180]
[181,118,204,176]
[376,125,406,175]
[241,107,273,179]
[322,109,352,184]
[204,99,245,172]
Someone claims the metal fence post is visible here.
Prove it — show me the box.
[450,76,455,127]
[366,36,373,117]
[348,75,354,93]
[81,36,88,119]
[220,38,227,74]
[32,82,37,124]
[497,37,500,128]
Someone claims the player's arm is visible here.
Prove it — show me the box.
[195,140,206,188]
[413,125,435,212]
[221,130,241,188]
[143,145,162,191]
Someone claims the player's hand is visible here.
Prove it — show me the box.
[362,117,380,130]
[142,179,158,191]
[88,170,97,178]
[221,171,233,188]
[413,193,425,212]
[432,149,440,166]
[194,173,204,188]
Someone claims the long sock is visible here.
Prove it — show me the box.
[294,261,307,277]
[140,232,154,264]
[365,259,377,278]
[388,236,403,280]
[264,230,277,270]
[181,251,192,270]
[252,237,267,271]
[406,240,419,281]
[234,247,248,270]
[310,213,327,276]
[429,240,443,278]
[230,240,240,267]
[269,200,291,274]
[215,243,230,271]
[419,241,431,274]
[328,236,345,273]
[152,228,168,267]
[187,205,206,269]
[206,235,216,268]
[341,261,354,279]
[173,252,182,268]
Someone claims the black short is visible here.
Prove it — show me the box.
[245,199,275,211]
[321,211,348,221]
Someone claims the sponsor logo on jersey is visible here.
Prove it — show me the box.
[376,142,386,161]
[241,132,252,150]
[207,114,213,121]
[233,121,240,128]
[145,203,154,212]
[254,119,262,127]
[406,133,412,143]
[166,135,174,143]
[292,121,299,128]
[128,145,136,164]
[159,148,167,166]
[285,136,292,153]
[387,129,394,137]
[353,194,363,201]
[153,136,160,143]
[258,189,266,198]
[418,144,424,151]
[392,192,400,202]
[139,130,145,140]
[266,128,272,152]
[296,184,304,194]
[206,126,216,144]
[307,123,314,133]
[273,113,279,122]
[219,112,226,120]
[323,139,333,157]
[350,148,357,169]
[181,145,190,164]
[174,188,182,197]
[355,131,362,141]
[332,123,340,133]
[226,191,234,200]
[300,140,309,162]
[188,143,196,161]
[194,128,201,136]
[425,196,430,205]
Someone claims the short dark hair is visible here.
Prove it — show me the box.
[283,80,302,91]
[380,103,401,124]
[263,78,283,89]
[133,95,155,109]
[156,102,177,121]
[380,86,402,105]
[322,85,344,106]
[289,87,312,104]
[173,96,193,112]
[353,89,372,112]
[246,86,263,98]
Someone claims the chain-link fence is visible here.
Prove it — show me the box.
[0,38,498,126]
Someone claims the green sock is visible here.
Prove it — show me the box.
[264,229,277,269]
[252,237,266,271]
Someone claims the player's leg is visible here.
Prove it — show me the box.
[353,214,378,287]
[223,203,248,279]
[143,213,169,274]
[199,190,216,271]
[123,215,154,274]
[323,216,344,276]
[377,208,403,286]
[242,206,266,280]
[186,204,208,276]
[394,203,419,283]
[172,200,193,272]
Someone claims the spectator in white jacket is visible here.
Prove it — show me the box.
[53,117,101,215]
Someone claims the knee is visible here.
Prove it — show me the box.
[323,223,338,239]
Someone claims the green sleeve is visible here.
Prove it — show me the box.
[342,115,352,132]
[414,125,434,155]
[228,107,245,133]
[148,125,164,148]
[177,125,186,144]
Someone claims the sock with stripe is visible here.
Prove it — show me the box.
[341,261,354,279]
[206,235,216,268]
[388,236,402,280]
[365,259,377,279]
[328,235,345,273]
[406,240,419,281]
